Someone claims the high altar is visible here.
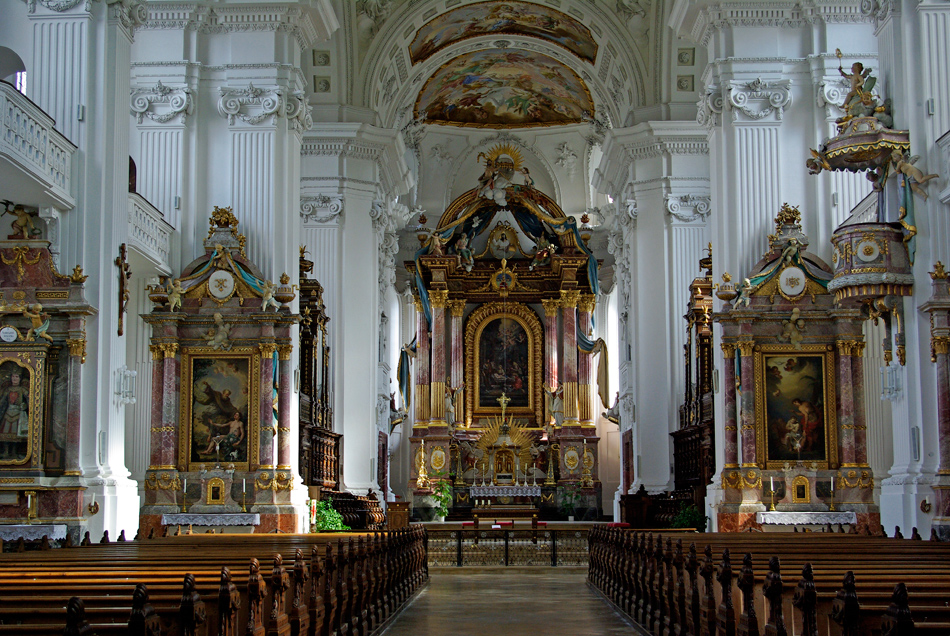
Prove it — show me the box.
[403,145,609,521]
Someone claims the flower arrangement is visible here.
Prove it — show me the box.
[309,499,350,532]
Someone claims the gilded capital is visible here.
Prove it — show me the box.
[736,339,755,357]
[277,344,294,361]
[67,338,87,363]
[541,298,561,316]
[429,289,449,309]
[853,341,866,357]
[149,344,163,361]
[259,343,277,356]
[836,340,857,356]
[447,299,466,317]
[412,296,424,314]
[934,336,950,356]
[578,294,597,314]
[161,343,179,359]
[721,343,736,358]
[560,289,581,309]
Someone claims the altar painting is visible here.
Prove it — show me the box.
[756,349,837,468]
[415,49,593,128]
[408,1,597,65]
[0,359,34,465]
[478,317,529,408]
[180,349,260,470]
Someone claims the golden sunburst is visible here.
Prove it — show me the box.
[482,143,524,171]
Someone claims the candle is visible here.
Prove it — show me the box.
[182,478,186,494]
[831,476,834,492]
[90,492,95,505]
[243,478,247,492]
[770,476,774,491]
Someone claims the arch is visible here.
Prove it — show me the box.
[464,301,543,428]
[0,46,26,85]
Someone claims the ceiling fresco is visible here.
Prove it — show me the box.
[415,49,594,128]
[408,1,598,65]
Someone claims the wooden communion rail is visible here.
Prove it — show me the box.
[588,527,950,636]
[0,526,427,635]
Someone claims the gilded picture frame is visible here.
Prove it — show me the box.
[179,347,260,472]
[0,347,47,468]
[754,345,838,470]
[464,302,543,427]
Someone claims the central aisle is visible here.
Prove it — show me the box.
[380,567,637,635]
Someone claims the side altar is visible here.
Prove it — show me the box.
[139,208,300,535]
[400,145,610,521]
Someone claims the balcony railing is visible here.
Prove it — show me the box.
[0,80,75,209]
[129,192,173,274]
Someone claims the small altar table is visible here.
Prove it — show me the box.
[162,513,260,533]
[756,511,856,532]
[470,485,541,497]
[0,524,67,542]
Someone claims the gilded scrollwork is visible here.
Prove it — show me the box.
[144,472,182,491]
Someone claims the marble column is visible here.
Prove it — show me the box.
[414,296,430,428]
[852,342,868,466]
[448,299,465,419]
[578,294,596,426]
[277,345,293,469]
[64,337,85,475]
[160,343,180,469]
[721,344,739,467]
[429,289,448,426]
[737,339,755,466]
[259,343,276,469]
[837,341,857,467]
[147,345,165,470]
[542,298,560,394]
[561,289,580,426]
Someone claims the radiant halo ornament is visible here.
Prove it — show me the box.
[490,259,517,298]
[430,446,446,471]
[855,238,881,262]
[564,447,580,471]
[208,270,235,300]
[778,266,807,299]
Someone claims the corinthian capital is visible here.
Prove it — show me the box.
[726,78,792,123]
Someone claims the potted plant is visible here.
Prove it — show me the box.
[671,503,708,532]
[430,472,453,522]
[559,482,582,521]
[309,499,350,532]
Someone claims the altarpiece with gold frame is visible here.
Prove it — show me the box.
[139,208,299,536]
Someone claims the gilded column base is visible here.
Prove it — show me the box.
[562,381,579,420]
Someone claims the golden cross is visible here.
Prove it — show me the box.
[497,393,510,419]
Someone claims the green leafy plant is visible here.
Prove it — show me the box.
[559,482,582,517]
[312,499,350,532]
[430,472,453,518]
[671,503,708,532]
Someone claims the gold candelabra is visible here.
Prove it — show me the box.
[768,488,776,512]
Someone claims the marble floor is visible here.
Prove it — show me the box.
[380,567,639,635]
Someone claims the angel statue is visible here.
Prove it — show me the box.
[24,304,53,343]
[602,392,620,424]
[205,313,232,350]
[734,278,753,308]
[529,235,557,271]
[388,392,407,431]
[838,60,873,112]
[891,150,939,201]
[454,234,474,272]
[166,279,184,312]
[261,280,281,312]
[444,383,463,432]
[2,201,41,240]
[544,384,564,428]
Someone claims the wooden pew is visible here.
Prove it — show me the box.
[588,527,950,636]
[0,526,428,636]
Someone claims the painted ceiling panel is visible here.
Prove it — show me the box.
[415,49,594,128]
[409,1,597,65]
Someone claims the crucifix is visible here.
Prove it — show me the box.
[497,392,510,420]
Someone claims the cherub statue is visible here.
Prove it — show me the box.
[424,232,449,257]
[205,313,232,350]
[454,234,474,272]
[261,280,281,312]
[388,392,407,430]
[838,59,873,111]
[2,201,41,241]
[779,307,807,350]
[23,304,53,343]
[520,167,534,189]
[781,238,801,265]
[890,150,939,200]
[167,279,184,312]
[734,278,753,308]
[602,392,620,424]
[528,235,557,271]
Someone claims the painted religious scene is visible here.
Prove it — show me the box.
[415,49,594,128]
[763,355,827,463]
[408,1,598,64]
[0,361,31,463]
[478,317,529,408]
[189,357,250,464]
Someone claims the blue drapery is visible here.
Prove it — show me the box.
[576,322,610,409]
[898,174,917,263]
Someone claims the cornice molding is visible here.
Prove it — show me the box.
[301,126,413,198]
[688,2,873,46]
[130,81,193,124]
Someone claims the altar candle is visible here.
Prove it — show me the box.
[244,478,247,493]
[90,492,95,505]
[831,476,834,492]
[770,476,774,491]
[182,478,186,495]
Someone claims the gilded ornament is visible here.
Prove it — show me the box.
[1,246,42,283]
[931,261,948,280]
[560,289,581,309]
[277,344,293,361]
[69,265,89,284]
[429,289,449,309]
[66,338,87,363]
[447,299,466,317]
[541,298,561,316]
[578,294,597,314]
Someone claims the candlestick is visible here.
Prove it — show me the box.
[181,478,188,513]
[768,488,776,512]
